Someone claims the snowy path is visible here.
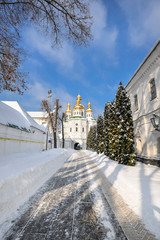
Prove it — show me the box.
[4,151,127,240]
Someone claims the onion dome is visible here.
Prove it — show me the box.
[86,102,93,113]
[66,103,72,114]
[73,94,85,110]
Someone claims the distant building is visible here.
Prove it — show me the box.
[27,111,48,125]
[125,40,160,165]
[63,94,97,149]
[27,111,56,149]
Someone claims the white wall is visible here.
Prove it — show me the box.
[126,43,160,160]
[0,124,46,155]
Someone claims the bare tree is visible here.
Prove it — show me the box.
[0,0,92,94]
[41,97,62,149]
[41,99,54,149]
[59,112,65,148]
[53,98,62,148]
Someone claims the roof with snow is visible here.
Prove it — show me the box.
[0,101,45,132]
[27,111,48,118]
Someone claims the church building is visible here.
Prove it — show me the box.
[63,94,97,150]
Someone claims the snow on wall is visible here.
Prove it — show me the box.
[0,102,46,155]
[0,102,30,129]
[2,101,45,132]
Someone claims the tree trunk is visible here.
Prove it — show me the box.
[54,99,59,148]
[62,113,65,148]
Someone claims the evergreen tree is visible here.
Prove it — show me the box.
[104,101,111,156]
[97,115,104,154]
[87,126,93,150]
[115,82,136,166]
[108,101,118,160]
[92,125,97,152]
[87,125,97,151]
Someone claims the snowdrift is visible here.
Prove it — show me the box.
[0,148,74,238]
[85,151,160,240]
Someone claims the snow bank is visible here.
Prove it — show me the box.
[85,151,160,240]
[0,148,74,238]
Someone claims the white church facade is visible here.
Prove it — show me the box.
[125,39,160,166]
[63,94,97,150]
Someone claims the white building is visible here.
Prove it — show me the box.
[125,40,160,165]
[63,94,97,149]
[0,101,46,155]
[27,111,48,125]
[27,110,59,149]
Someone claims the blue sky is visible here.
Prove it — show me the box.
[1,0,160,118]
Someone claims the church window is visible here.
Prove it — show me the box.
[82,128,84,132]
[70,128,72,132]
[149,78,157,100]
[76,127,78,132]
[82,112,83,116]
[134,94,138,111]
[76,123,78,126]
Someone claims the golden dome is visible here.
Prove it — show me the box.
[66,110,71,113]
[73,94,85,110]
[86,102,93,112]
[66,103,71,114]
[73,104,85,110]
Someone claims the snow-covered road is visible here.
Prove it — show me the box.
[4,151,127,240]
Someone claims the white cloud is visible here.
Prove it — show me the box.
[27,79,75,112]
[90,0,118,58]
[23,28,75,69]
[29,81,49,102]
[118,0,160,46]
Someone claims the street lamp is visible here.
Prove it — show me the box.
[48,89,52,98]
[48,89,52,109]
[150,114,160,131]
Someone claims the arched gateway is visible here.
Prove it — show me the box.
[74,142,80,150]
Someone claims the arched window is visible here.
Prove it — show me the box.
[137,138,142,153]
[157,137,160,154]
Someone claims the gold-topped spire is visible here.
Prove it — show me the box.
[67,103,71,110]
[88,102,91,109]
[73,94,84,110]
[86,101,92,113]
[66,102,71,113]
